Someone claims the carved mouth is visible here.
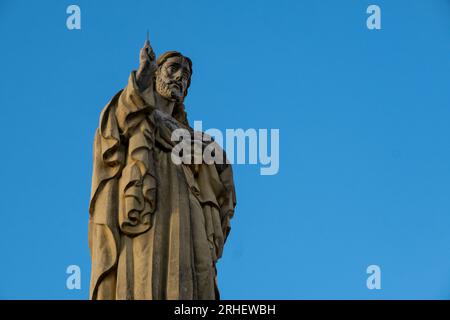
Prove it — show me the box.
[170,83,182,91]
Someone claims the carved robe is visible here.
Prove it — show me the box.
[88,72,236,300]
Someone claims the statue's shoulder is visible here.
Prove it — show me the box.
[99,89,124,117]
[96,89,124,131]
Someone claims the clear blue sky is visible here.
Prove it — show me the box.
[0,0,449,299]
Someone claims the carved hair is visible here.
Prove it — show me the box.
[156,51,192,128]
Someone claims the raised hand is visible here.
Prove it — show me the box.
[136,38,157,91]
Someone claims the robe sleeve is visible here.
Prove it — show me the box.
[217,160,237,244]
[195,143,237,261]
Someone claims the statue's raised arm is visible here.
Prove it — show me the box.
[136,39,157,91]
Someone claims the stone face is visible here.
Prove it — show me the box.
[88,37,236,300]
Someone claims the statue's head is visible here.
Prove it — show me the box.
[155,51,192,103]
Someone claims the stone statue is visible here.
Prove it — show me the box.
[88,37,237,300]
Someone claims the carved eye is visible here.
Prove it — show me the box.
[168,65,177,73]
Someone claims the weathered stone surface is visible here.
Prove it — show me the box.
[88,37,236,300]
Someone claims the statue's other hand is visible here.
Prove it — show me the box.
[136,39,157,90]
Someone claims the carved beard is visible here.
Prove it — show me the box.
[155,75,183,103]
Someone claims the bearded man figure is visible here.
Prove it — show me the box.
[88,37,237,300]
